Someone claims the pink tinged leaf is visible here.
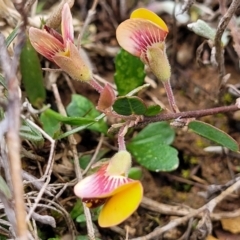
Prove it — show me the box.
[53,41,92,81]
[97,84,116,111]
[116,19,168,58]
[29,27,64,61]
[61,3,74,45]
[74,164,134,199]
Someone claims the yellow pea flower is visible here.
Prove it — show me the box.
[74,151,143,227]
[116,8,171,82]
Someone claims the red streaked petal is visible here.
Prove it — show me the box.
[53,42,92,81]
[61,3,74,45]
[130,8,168,33]
[116,19,168,58]
[44,25,64,44]
[29,27,64,61]
[74,164,134,199]
[98,181,143,227]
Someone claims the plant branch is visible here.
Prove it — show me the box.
[77,0,99,48]
[141,104,239,125]
[214,0,240,82]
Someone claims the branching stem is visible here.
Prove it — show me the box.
[142,104,239,125]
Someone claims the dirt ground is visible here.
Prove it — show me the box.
[1,0,240,240]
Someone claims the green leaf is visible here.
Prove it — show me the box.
[76,236,101,240]
[188,120,239,152]
[76,236,91,240]
[128,143,179,172]
[20,38,46,108]
[114,49,146,95]
[57,114,105,139]
[40,111,61,138]
[20,126,43,142]
[187,19,216,41]
[0,176,12,199]
[5,26,19,47]
[128,167,143,180]
[0,74,7,89]
[70,200,84,220]
[20,119,44,147]
[128,122,175,146]
[145,105,162,116]
[66,94,107,134]
[113,96,147,116]
[79,149,109,170]
[76,214,86,223]
[42,108,95,126]
[127,122,178,172]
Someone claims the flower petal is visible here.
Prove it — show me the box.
[29,27,64,61]
[98,181,143,227]
[130,8,168,33]
[53,41,92,81]
[74,164,133,199]
[61,3,74,45]
[44,25,64,44]
[116,19,168,58]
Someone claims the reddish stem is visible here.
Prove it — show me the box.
[163,80,179,113]
[89,79,104,93]
[118,125,127,151]
[142,104,239,125]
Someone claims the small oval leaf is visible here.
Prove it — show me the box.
[145,105,162,116]
[128,122,175,146]
[128,143,179,172]
[188,120,239,152]
[113,96,147,116]
[128,167,143,180]
[127,122,178,172]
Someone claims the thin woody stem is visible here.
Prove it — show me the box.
[77,0,99,49]
[163,80,179,113]
[142,104,239,125]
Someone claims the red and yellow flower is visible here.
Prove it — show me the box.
[116,8,171,82]
[29,3,92,82]
[74,151,143,227]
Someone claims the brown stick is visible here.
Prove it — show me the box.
[0,31,28,238]
[214,0,240,82]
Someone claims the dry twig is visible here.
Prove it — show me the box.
[214,0,240,83]
[131,178,240,240]
[51,83,95,240]
[0,25,29,240]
